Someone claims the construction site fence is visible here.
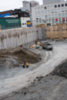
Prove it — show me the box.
[46,24,67,39]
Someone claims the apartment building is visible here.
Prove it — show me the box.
[43,0,64,5]
[22,1,39,12]
[32,1,67,26]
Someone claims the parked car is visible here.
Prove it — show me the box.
[41,42,53,51]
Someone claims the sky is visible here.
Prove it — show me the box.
[0,0,42,12]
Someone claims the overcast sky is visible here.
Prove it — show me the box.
[0,0,42,12]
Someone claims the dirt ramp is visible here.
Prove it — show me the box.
[52,60,67,78]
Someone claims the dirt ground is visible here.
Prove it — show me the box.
[0,41,67,100]
[52,61,67,78]
[0,47,41,66]
[1,60,67,100]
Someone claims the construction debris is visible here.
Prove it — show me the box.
[30,41,41,49]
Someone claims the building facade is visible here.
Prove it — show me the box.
[0,9,31,29]
[43,0,64,5]
[32,1,67,26]
[30,1,39,8]
[20,17,31,28]
[23,1,31,12]
[22,0,39,12]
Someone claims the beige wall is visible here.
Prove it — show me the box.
[46,24,67,39]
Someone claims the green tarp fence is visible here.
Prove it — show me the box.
[0,18,21,30]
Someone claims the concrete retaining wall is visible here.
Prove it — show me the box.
[0,27,43,50]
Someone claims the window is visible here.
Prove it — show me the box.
[45,15,47,18]
[36,18,38,22]
[22,23,26,25]
[65,3,67,6]
[39,18,41,22]
[54,5,57,8]
[58,4,60,7]
[44,7,47,9]
[61,4,64,7]
[43,20,46,23]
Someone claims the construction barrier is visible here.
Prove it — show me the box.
[46,24,67,39]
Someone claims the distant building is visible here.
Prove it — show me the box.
[43,0,65,5]
[21,1,39,24]
[30,1,39,8]
[0,9,31,29]
[13,9,30,18]
[32,1,67,26]
[12,9,31,28]
[22,0,39,12]
[22,1,31,12]
[0,9,30,18]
